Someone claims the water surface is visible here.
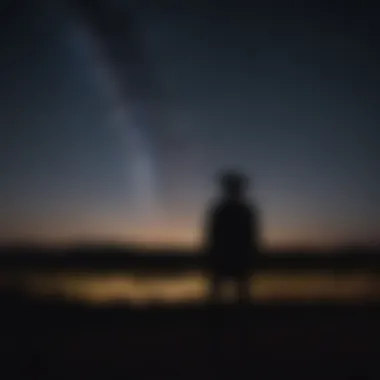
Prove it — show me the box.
[1,270,378,305]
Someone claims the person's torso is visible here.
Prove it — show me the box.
[212,200,253,254]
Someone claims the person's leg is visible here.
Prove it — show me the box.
[236,273,251,304]
[210,272,223,304]
[207,273,225,377]
[236,274,254,378]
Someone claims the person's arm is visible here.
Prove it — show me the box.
[203,204,217,266]
[252,206,262,254]
[203,206,212,249]
[247,205,260,254]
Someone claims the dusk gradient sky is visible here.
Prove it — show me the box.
[1,0,379,248]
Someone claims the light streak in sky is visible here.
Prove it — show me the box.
[62,1,159,224]
[65,1,199,221]
[45,1,202,241]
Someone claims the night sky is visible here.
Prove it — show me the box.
[1,0,379,248]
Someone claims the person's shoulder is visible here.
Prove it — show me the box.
[242,201,259,216]
[210,200,237,219]
[207,199,224,216]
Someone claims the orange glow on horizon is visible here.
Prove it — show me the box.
[1,205,378,251]
[1,218,369,252]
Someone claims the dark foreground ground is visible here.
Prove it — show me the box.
[0,295,379,380]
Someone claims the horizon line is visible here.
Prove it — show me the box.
[0,238,379,253]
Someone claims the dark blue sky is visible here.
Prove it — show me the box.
[1,1,379,247]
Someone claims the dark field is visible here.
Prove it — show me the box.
[0,246,379,379]
[0,299,379,380]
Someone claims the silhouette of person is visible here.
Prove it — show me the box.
[205,170,260,304]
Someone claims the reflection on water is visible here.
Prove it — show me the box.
[2,271,378,305]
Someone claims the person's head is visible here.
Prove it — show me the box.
[218,170,249,200]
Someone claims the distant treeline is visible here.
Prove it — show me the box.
[0,244,379,273]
